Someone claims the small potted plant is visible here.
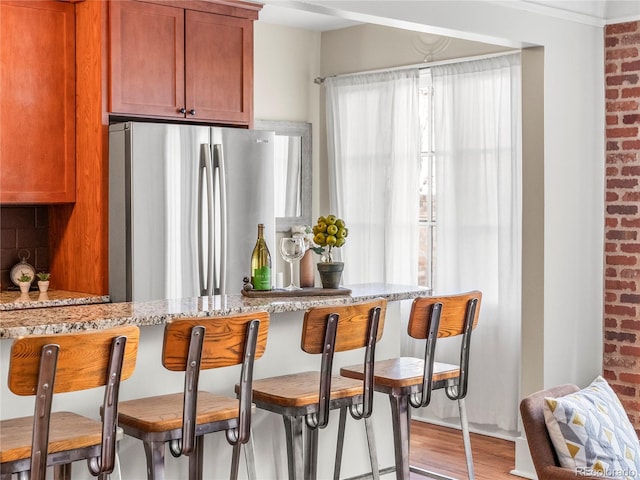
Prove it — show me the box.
[17,272,33,293]
[36,272,51,293]
[311,214,348,288]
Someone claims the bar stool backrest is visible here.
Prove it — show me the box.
[408,291,482,408]
[160,311,270,456]
[7,325,140,479]
[301,299,387,354]
[300,298,387,429]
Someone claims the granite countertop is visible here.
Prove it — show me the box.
[0,290,110,311]
[0,283,429,339]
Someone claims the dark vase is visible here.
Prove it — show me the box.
[316,262,344,289]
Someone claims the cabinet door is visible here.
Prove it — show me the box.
[0,0,76,203]
[109,0,185,118]
[185,10,253,125]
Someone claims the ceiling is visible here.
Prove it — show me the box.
[257,0,640,31]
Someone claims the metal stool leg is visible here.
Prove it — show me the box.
[243,432,257,480]
[143,441,166,480]
[389,394,411,480]
[364,416,381,480]
[334,406,348,480]
[282,415,304,480]
[53,463,72,480]
[458,398,475,480]
[187,436,203,480]
[304,424,319,480]
[230,442,241,480]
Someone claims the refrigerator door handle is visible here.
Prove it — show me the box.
[199,144,215,296]
[214,144,227,295]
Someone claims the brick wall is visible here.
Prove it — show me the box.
[604,21,640,426]
[0,207,49,291]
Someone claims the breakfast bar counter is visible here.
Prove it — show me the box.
[0,283,428,479]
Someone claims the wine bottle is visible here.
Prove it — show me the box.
[251,223,272,290]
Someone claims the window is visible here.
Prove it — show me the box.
[418,69,435,288]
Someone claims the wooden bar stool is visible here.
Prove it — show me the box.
[340,291,482,480]
[116,311,269,480]
[0,325,140,480]
[248,298,387,480]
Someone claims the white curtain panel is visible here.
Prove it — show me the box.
[325,69,421,285]
[417,53,523,433]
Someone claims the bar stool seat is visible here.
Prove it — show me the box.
[117,311,269,480]
[0,325,140,480]
[248,299,387,480]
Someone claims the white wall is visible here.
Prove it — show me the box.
[256,4,606,476]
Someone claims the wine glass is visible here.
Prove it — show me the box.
[279,237,306,290]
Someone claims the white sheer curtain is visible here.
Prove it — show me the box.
[413,54,522,433]
[325,69,420,285]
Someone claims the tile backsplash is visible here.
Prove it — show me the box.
[0,207,49,290]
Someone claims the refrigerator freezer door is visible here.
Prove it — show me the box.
[109,122,211,302]
[212,127,275,295]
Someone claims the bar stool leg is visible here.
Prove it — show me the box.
[230,442,241,480]
[187,436,203,480]
[333,407,348,480]
[53,463,72,480]
[304,424,319,480]
[458,398,475,480]
[143,441,166,480]
[364,416,381,480]
[243,434,257,480]
[389,394,411,480]
[282,415,304,480]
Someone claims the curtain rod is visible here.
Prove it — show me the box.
[313,49,520,84]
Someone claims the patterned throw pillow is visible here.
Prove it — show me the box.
[543,376,640,479]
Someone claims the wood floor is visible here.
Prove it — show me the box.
[408,420,516,480]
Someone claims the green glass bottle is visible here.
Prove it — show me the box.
[251,224,272,290]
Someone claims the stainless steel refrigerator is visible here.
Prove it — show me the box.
[108,121,275,302]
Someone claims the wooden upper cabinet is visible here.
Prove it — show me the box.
[109,0,258,126]
[185,10,253,124]
[109,1,185,119]
[0,0,76,204]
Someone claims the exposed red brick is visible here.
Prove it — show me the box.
[606,63,619,75]
[606,23,639,35]
[620,345,640,356]
[605,304,637,316]
[621,268,640,278]
[603,368,617,380]
[622,244,640,254]
[608,127,639,138]
[607,192,619,202]
[607,99,639,111]
[606,179,637,189]
[607,114,619,125]
[622,34,640,46]
[606,279,636,290]
[606,36,620,48]
[607,152,637,163]
[622,87,640,98]
[605,267,618,276]
[605,317,619,328]
[607,229,638,240]
[606,352,639,365]
[621,165,640,175]
[607,140,620,151]
[623,114,640,124]
[621,294,640,304]
[607,202,638,215]
[622,191,640,201]
[607,48,639,61]
[607,75,640,88]
[611,383,637,397]
[622,139,640,150]
[621,217,640,227]
[606,217,619,228]
[620,373,640,384]
[623,60,640,73]
[606,242,617,252]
